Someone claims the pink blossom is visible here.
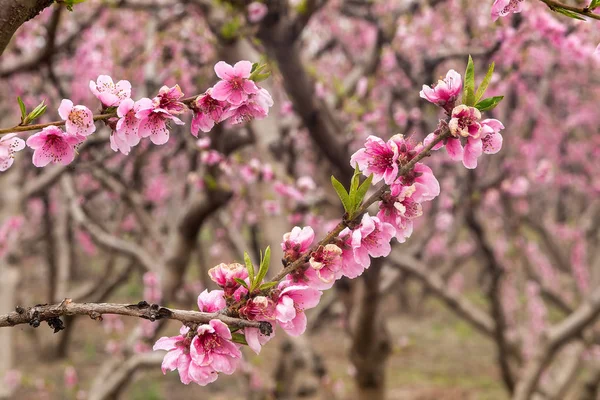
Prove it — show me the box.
[110,98,143,155]
[391,163,440,203]
[191,90,228,136]
[64,366,78,389]
[238,296,276,354]
[351,214,396,267]
[197,289,226,312]
[480,119,504,154]
[153,84,187,115]
[247,2,268,23]
[377,185,422,243]
[420,69,462,111]
[136,86,186,145]
[154,326,200,385]
[463,137,483,169]
[338,228,368,279]
[350,135,400,185]
[491,0,524,21]
[282,226,315,262]
[208,263,249,296]
[143,272,161,304]
[58,99,96,137]
[89,75,132,107]
[190,320,242,377]
[275,281,322,336]
[224,87,273,124]
[0,133,25,171]
[26,125,82,167]
[3,369,22,392]
[448,105,482,138]
[306,244,343,289]
[212,61,259,105]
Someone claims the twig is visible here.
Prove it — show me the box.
[0,299,270,332]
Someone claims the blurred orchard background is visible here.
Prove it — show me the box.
[1,0,600,399]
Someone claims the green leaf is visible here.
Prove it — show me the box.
[463,55,476,106]
[244,251,255,285]
[17,97,26,121]
[259,281,278,291]
[475,96,504,112]
[63,0,87,11]
[331,175,352,214]
[27,100,46,121]
[475,62,494,103]
[353,173,374,211]
[591,0,600,10]
[255,246,271,286]
[553,7,586,20]
[234,278,248,289]
[231,333,248,345]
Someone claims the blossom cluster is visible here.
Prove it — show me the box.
[0,60,273,169]
[153,133,441,386]
[152,65,507,387]
[420,70,505,169]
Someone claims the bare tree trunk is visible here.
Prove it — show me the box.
[349,260,391,400]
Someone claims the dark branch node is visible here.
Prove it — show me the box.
[47,317,65,333]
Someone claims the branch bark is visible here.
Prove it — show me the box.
[0,0,54,56]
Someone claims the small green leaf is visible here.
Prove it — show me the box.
[250,72,271,82]
[234,278,248,289]
[591,0,600,10]
[475,62,494,103]
[244,252,255,285]
[251,63,259,73]
[463,55,476,106]
[475,96,504,111]
[27,100,47,123]
[353,173,373,211]
[255,246,271,286]
[63,0,87,11]
[17,97,26,121]
[231,333,248,345]
[259,281,278,291]
[331,175,352,214]
[553,7,586,20]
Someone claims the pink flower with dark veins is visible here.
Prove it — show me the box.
[238,296,276,354]
[191,89,228,136]
[275,281,322,336]
[224,87,273,125]
[136,92,185,145]
[190,320,242,377]
[480,119,504,155]
[153,326,200,385]
[350,214,396,267]
[89,75,132,107]
[212,61,259,105]
[0,133,25,172]
[26,125,82,167]
[491,0,524,21]
[420,70,462,111]
[448,105,482,138]
[110,98,144,155]
[58,99,96,138]
[351,135,400,185]
[338,228,367,279]
[152,84,187,115]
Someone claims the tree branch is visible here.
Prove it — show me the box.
[0,299,270,332]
